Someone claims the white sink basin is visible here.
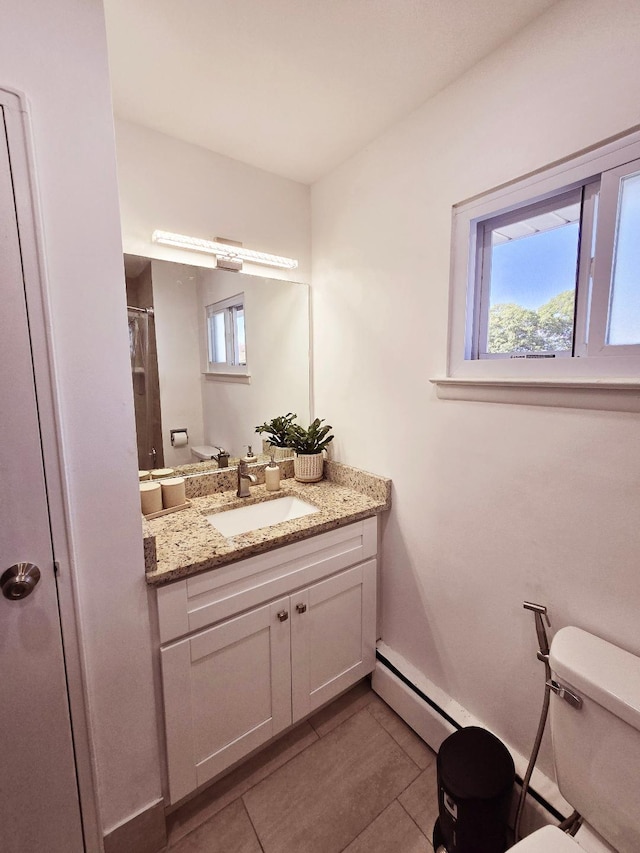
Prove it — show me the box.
[205,495,319,538]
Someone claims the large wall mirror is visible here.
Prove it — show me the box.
[125,255,311,471]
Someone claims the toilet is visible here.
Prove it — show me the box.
[191,445,218,461]
[511,626,640,853]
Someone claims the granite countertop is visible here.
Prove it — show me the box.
[144,465,391,586]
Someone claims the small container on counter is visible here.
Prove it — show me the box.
[161,477,186,509]
[151,467,175,479]
[140,481,162,515]
[265,455,281,492]
[139,470,151,481]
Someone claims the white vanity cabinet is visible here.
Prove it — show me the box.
[155,516,378,804]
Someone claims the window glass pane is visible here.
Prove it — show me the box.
[607,171,640,345]
[207,316,214,363]
[235,307,246,365]
[209,311,226,363]
[485,204,580,355]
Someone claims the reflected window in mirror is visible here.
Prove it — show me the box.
[206,293,247,373]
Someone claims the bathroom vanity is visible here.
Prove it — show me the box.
[144,462,391,805]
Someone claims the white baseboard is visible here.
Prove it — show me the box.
[372,642,571,838]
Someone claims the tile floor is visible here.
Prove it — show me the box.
[162,679,440,853]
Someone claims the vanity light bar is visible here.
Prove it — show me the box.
[151,230,298,270]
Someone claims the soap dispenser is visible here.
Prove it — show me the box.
[265,455,281,492]
[242,445,256,463]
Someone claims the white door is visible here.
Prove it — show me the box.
[161,597,292,803]
[291,560,377,722]
[0,102,84,851]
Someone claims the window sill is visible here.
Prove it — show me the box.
[203,371,251,385]
[430,377,640,412]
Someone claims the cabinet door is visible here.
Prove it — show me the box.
[291,559,376,722]
[161,597,292,803]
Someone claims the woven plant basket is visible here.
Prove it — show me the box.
[262,441,294,461]
[272,445,294,461]
[294,452,324,482]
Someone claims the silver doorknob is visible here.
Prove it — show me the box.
[277,610,289,622]
[295,603,307,614]
[1,563,41,600]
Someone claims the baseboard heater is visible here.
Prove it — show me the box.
[374,648,565,824]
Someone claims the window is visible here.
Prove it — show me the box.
[205,293,246,373]
[476,189,582,359]
[448,129,640,382]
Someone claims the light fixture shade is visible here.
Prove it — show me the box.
[151,230,298,270]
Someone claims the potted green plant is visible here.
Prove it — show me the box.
[286,418,334,482]
[255,412,297,460]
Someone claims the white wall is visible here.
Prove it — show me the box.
[151,260,205,467]
[115,119,311,282]
[0,0,162,841]
[311,0,640,780]
[198,268,311,458]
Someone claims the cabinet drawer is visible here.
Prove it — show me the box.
[156,516,377,643]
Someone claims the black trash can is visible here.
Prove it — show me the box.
[433,726,515,853]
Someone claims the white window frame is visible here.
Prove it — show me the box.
[473,187,582,360]
[589,161,640,357]
[446,128,640,384]
[205,293,247,375]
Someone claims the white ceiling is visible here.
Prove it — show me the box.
[104,0,557,185]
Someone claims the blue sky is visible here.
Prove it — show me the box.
[489,178,640,345]
[489,223,579,311]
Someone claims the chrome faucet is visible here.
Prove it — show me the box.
[236,460,258,498]
[213,446,230,468]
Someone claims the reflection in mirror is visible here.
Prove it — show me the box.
[124,255,310,473]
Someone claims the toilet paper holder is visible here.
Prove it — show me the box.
[170,428,189,447]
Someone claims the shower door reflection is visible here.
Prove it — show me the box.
[128,306,163,470]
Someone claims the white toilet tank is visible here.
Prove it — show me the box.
[191,445,217,461]
[549,627,640,853]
